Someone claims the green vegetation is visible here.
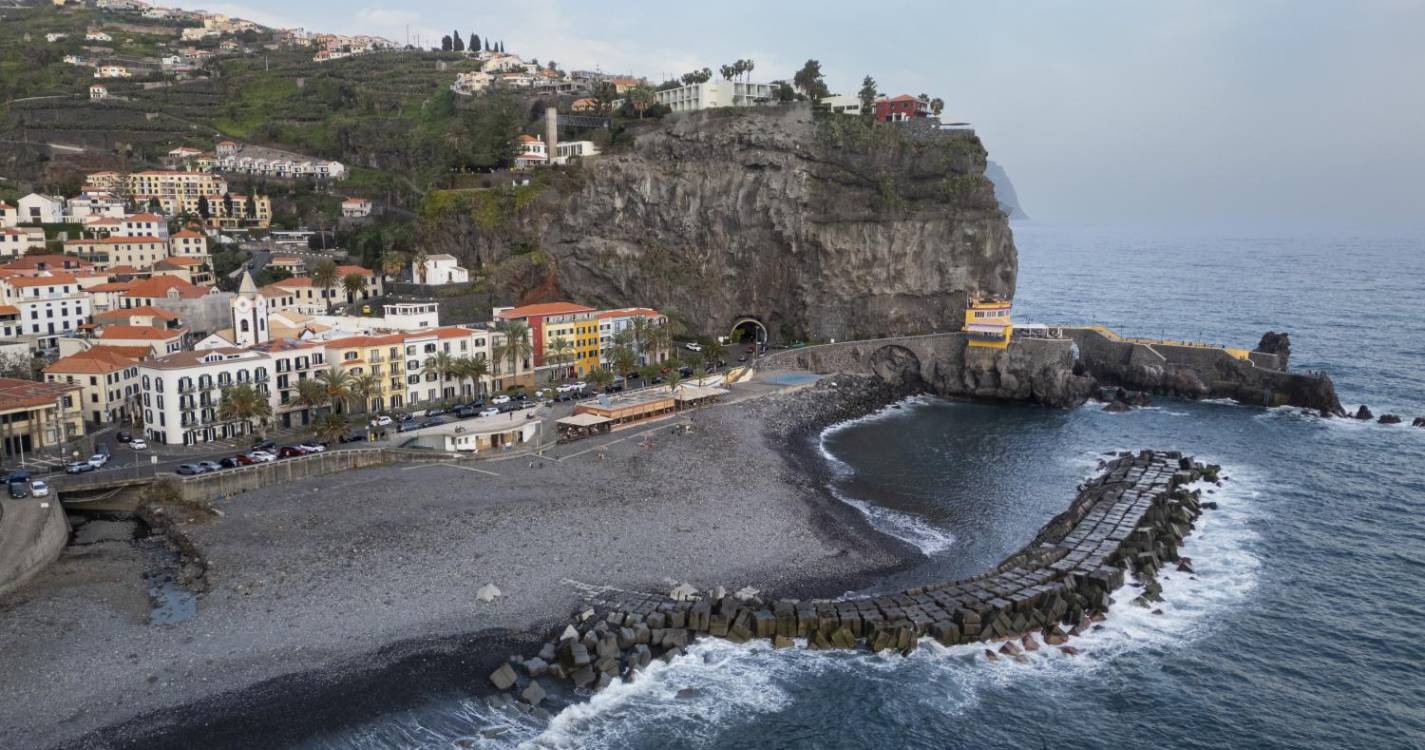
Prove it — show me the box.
[420,182,544,230]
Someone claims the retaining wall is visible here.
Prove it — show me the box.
[484,451,1216,701]
[0,499,70,596]
[171,448,458,503]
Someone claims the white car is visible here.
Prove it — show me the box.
[248,450,276,463]
[130,438,148,450]
[30,480,50,498]
[478,407,500,417]
[297,442,327,453]
[87,453,108,468]
[491,395,511,405]
[685,343,703,352]
[573,381,587,390]
[371,415,393,427]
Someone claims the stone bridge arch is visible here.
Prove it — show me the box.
[868,344,923,388]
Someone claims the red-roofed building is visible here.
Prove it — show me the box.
[596,307,670,369]
[0,377,85,455]
[44,347,146,425]
[496,302,597,377]
[874,94,930,123]
[65,235,168,270]
[93,323,187,355]
[0,273,92,352]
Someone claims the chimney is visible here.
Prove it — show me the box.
[545,106,558,164]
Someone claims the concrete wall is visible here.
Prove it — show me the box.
[173,448,453,502]
[0,499,70,595]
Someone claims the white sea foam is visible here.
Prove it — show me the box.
[816,397,957,556]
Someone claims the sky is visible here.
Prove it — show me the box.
[186,0,1425,224]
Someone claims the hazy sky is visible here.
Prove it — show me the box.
[189,0,1425,224]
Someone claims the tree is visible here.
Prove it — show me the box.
[930,97,945,116]
[494,320,532,384]
[720,64,735,81]
[705,339,726,368]
[484,38,491,52]
[244,195,256,219]
[547,60,557,71]
[627,85,656,119]
[411,248,429,283]
[742,59,755,82]
[148,197,162,214]
[441,35,452,52]
[310,412,350,445]
[498,41,504,52]
[292,378,329,421]
[222,192,234,217]
[195,195,210,220]
[637,362,660,386]
[459,354,490,398]
[349,373,377,414]
[770,80,797,102]
[858,75,878,117]
[665,368,683,395]
[218,383,272,437]
[609,344,637,378]
[471,33,480,52]
[341,271,368,303]
[311,259,339,311]
[587,367,614,392]
[547,336,574,378]
[452,31,464,52]
[380,250,408,281]
[680,68,712,85]
[316,366,352,413]
[424,351,456,395]
[591,80,618,115]
[451,93,522,171]
[794,60,830,100]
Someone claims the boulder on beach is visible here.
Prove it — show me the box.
[476,584,502,603]
[489,663,517,691]
[669,583,699,601]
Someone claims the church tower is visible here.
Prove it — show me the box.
[231,269,269,347]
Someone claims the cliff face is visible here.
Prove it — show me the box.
[985,160,1029,220]
[429,104,1017,342]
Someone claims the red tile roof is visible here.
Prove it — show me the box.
[94,305,179,322]
[0,378,81,412]
[497,302,594,319]
[8,273,78,288]
[44,347,145,375]
[96,324,183,341]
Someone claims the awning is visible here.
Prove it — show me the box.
[674,385,729,402]
[557,413,612,427]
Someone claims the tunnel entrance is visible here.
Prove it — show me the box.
[729,318,769,345]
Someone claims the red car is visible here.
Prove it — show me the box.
[234,454,260,466]
[277,446,306,459]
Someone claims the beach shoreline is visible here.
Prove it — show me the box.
[2,377,920,750]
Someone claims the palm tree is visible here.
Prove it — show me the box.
[310,412,350,445]
[380,250,408,281]
[425,351,457,398]
[628,85,656,118]
[547,336,573,379]
[610,344,637,380]
[705,340,727,369]
[218,383,273,438]
[411,249,429,284]
[349,372,378,414]
[342,272,368,305]
[637,362,660,387]
[665,368,683,396]
[316,367,352,413]
[311,259,339,312]
[292,378,329,421]
[587,366,614,392]
[460,354,490,398]
[494,320,532,387]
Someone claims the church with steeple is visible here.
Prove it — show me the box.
[231,269,269,347]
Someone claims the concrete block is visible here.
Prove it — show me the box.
[489,663,517,691]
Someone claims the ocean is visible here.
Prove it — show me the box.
[305,223,1425,749]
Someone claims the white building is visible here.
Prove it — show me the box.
[90,85,110,101]
[0,202,16,228]
[66,192,125,221]
[381,302,440,331]
[168,229,209,259]
[230,270,269,347]
[597,307,669,367]
[17,193,66,224]
[1,274,94,353]
[419,254,469,285]
[341,197,372,217]
[85,31,113,42]
[136,347,272,446]
[94,65,133,79]
[0,228,48,257]
[655,80,777,113]
[820,94,866,116]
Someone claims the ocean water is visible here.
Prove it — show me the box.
[308,223,1425,749]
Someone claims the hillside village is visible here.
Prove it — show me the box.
[0,0,964,471]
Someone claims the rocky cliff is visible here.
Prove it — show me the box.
[985,160,1029,220]
[424,105,1016,341]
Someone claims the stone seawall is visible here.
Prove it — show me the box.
[759,330,1342,413]
[0,498,70,596]
[482,450,1217,704]
[760,333,1096,408]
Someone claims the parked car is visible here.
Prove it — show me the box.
[491,395,511,405]
[296,443,326,453]
[341,433,368,443]
[130,438,148,450]
[371,415,393,427]
[426,407,447,417]
[219,456,242,469]
[248,450,276,463]
[175,463,206,476]
[3,470,32,485]
[465,399,486,410]
[9,481,29,498]
[234,454,260,466]
[86,454,108,469]
[65,461,93,474]
[116,431,132,443]
[685,342,703,352]
[454,406,476,418]
[478,407,500,417]
[251,439,276,452]
[396,422,417,433]
[277,446,307,459]
[398,413,414,423]
[197,461,222,473]
[29,480,50,498]
[738,355,747,363]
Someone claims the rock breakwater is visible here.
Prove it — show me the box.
[486,450,1215,705]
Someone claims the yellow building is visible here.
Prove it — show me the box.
[965,296,1013,349]
[324,333,408,412]
[541,311,600,378]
